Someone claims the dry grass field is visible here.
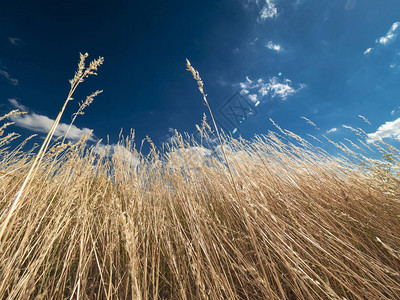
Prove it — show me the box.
[0,54,399,299]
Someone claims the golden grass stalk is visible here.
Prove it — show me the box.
[0,53,104,247]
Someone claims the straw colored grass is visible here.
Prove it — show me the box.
[0,54,399,299]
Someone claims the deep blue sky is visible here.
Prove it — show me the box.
[1,0,400,151]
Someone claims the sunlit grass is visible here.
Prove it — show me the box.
[0,54,399,299]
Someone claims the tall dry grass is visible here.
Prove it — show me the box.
[0,54,399,299]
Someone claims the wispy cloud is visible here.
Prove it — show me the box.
[168,146,212,163]
[293,0,303,7]
[259,0,278,21]
[164,127,178,143]
[326,127,337,134]
[0,70,19,86]
[217,76,232,87]
[8,98,28,111]
[364,22,400,54]
[250,37,259,46]
[239,76,306,103]
[390,107,400,116]
[243,0,278,21]
[8,99,94,141]
[94,144,140,166]
[266,41,282,52]
[376,22,400,45]
[8,37,23,46]
[364,48,373,55]
[248,94,258,102]
[366,117,400,143]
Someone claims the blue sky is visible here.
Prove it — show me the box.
[1,0,400,152]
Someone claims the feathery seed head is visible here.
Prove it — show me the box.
[74,90,103,118]
[0,110,26,122]
[186,59,205,96]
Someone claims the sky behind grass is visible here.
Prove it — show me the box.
[1,0,400,151]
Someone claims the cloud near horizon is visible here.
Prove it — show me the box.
[93,144,140,166]
[8,99,95,141]
[366,117,400,143]
[167,146,212,162]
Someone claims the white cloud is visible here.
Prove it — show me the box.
[240,82,248,89]
[248,94,258,102]
[167,146,212,165]
[11,113,94,141]
[0,70,19,86]
[364,48,373,55]
[8,99,94,141]
[172,146,212,158]
[217,77,231,87]
[266,41,282,52]
[326,127,337,134]
[214,144,252,162]
[164,127,178,143]
[364,22,400,55]
[376,22,400,45]
[8,37,23,46]
[94,144,140,167]
[239,76,305,103]
[269,77,306,99]
[391,110,396,115]
[250,37,258,46]
[8,98,28,111]
[243,0,278,21]
[259,0,278,21]
[366,117,400,143]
